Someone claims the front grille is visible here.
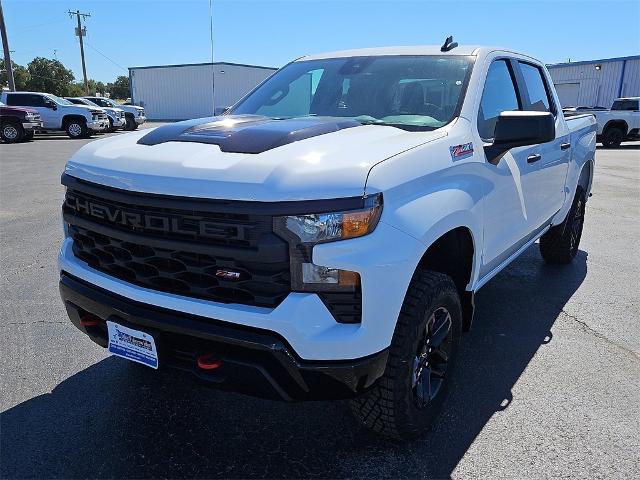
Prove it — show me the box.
[63,181,291,308]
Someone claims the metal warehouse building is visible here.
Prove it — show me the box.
[129,62,277,120]
[547,55,640,108]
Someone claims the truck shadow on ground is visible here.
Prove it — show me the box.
[1,245,587,479]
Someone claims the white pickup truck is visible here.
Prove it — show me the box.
[58,42,596,439]
[0,91,109,138]
[83,96,146,131]
[579,97,640,148]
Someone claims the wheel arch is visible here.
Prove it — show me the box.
[603,119,628,136]
[416,224,477,331]
[62,114,87,127]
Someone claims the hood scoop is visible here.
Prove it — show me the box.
[137,115,362,154]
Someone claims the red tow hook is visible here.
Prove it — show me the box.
[196,354,223,370]
[80,313,101,327]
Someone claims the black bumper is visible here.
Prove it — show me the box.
[59,273,388,401]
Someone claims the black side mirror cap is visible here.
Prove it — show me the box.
[484,111,555,165]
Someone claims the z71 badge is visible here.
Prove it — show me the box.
[449,142,474,160]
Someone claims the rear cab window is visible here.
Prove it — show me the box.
[612,100,639,111]
[517,61,557,115]
[6,93,45,107]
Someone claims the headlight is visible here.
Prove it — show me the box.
[274,193,382,291]
[24,112,36,120]
[281,194,382,244]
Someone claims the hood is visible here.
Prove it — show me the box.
[1,105,38,114]
[72,104,104,113]
[65,116,446,201]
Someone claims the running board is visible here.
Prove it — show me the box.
[474,225,551,291]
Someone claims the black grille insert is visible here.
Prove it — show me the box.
[64,182,291,308]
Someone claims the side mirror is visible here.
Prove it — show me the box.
[484,111,555,165]
[45,100,57,110]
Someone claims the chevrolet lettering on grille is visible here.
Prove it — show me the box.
[65,192,249,241]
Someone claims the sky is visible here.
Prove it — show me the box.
[2,0,639,83]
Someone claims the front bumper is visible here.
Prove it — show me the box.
[135,115,146,125]
[22,121,43,130]
[60,272,388,401]
[87,119,109,132]
[110,116,126,128]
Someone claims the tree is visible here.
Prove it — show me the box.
[0,59,30,90]
[25,57,75,96]
[107,75,129,100]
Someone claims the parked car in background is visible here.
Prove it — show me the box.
[0,92,109,139]
[83,96,146,130]
[65,97,125,132]
[0,101,42,143]
[58,43,596,440]
[564,97,640,148]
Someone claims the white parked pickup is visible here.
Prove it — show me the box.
[58,41,596,439]
[1,91,109,138]
[566,97,640,148]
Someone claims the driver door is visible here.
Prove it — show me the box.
[477,58,541,278]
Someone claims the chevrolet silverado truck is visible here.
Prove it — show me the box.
[0,92,109,139]
[0,101,42,143]
[83,96,146,131]
[66,97,126,132]
[586,97,639,148]
[58,41,596,439]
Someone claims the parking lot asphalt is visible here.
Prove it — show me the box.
[1,129,638,479]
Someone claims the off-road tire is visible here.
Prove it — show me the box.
[350,270,462,440]
[65,119,89,139]
[1,121,25,143]
[539,188,586,264]
[108,117,115,133]
[601,127,624,149]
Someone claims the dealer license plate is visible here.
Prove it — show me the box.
[107,320,158,369]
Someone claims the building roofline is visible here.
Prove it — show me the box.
[129,61,277,71]
[547,55,640,68]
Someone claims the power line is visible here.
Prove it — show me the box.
[83,40,127,72]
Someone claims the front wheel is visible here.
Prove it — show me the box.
[124,116,136,131]
[65,119,89,139]
[539,188,586,264]
[1,122,25,143]
[350,270,462,440]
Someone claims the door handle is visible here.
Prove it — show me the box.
[527,154,542,164]
[561,142,571,150]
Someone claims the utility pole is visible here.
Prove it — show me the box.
[69,9,90,94]
[0,0,16,91]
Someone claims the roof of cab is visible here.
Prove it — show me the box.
[299,45,489,61]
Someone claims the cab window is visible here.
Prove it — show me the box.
[477,59,521,140]
[518,62,556,114]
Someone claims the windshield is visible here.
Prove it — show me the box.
[80,98,100,107]
[232,55,473,130]
[99,98,117,107]
[48,94,74,106]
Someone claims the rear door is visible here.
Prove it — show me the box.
[514,61,569,226]
[6,93,56,127]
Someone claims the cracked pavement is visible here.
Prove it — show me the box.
[1,132,638,479]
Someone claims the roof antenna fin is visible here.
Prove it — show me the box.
[441,36,458,52]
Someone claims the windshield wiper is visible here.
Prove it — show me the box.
[356,119,436,131]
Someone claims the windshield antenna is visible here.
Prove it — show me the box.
[441,36,458,52]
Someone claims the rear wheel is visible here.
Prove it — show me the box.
[350,270,461,440]
[601,127,624,148]
[1,121,25,143]
[539,188,586,264]
[65,119,89,139]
